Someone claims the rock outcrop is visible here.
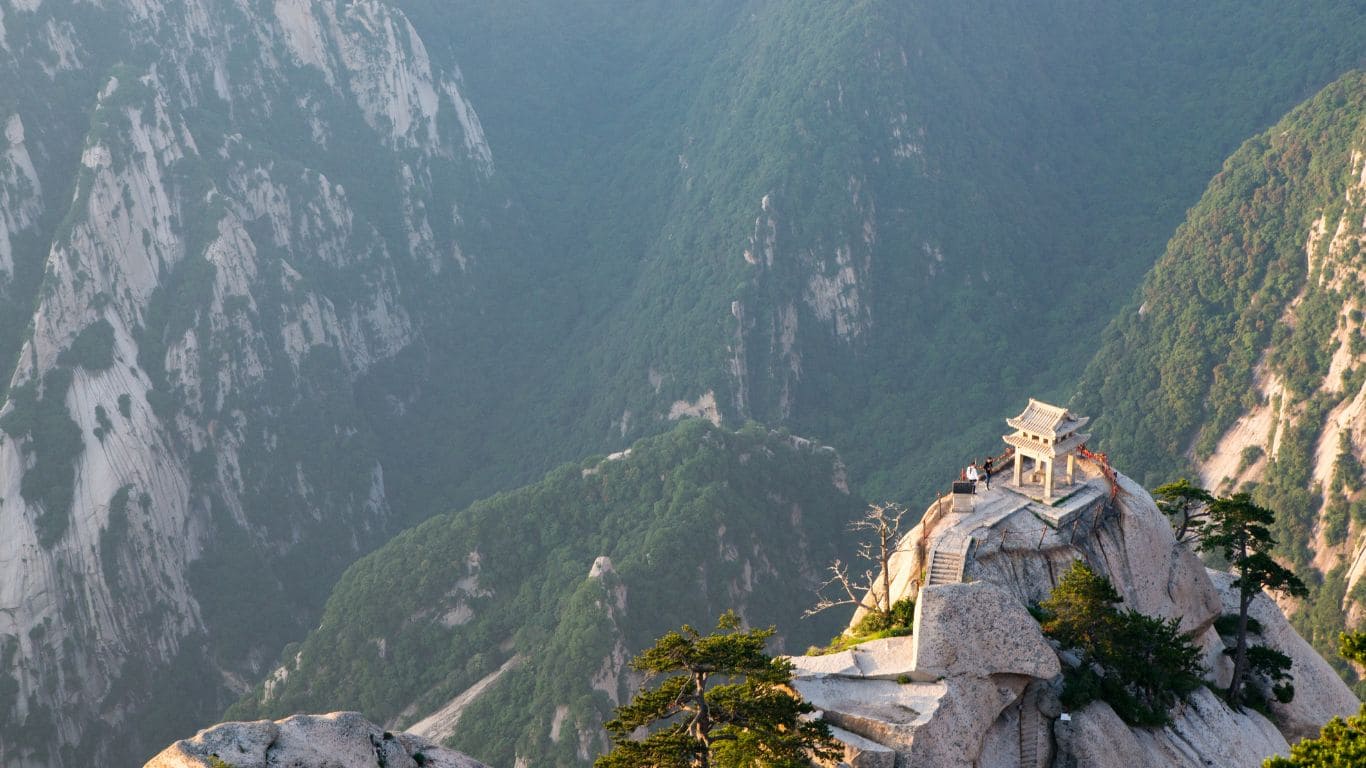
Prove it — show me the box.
[792,461,1358,767]
[145,712,488,768]
[1055,688,1289,768]
[1208,569,1363,741]
[909,582,1060,681]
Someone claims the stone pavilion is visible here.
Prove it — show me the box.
[1003,399,1090,501]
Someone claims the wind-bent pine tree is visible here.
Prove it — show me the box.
[1200,493,1307,707]
[1155,483,1307,707]
[1153,478,1214,545]
[595,612,839,768]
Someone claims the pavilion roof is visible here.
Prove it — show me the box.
[1006,399,1090,437]
[1004,430,1090,458]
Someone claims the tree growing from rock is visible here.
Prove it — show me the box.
[805,502,909,627]
[595,612,839,768]
[1037,561,1204,726]
[1262,632,1366,767]
[1199,493,1308,708]
[1154,478,1214,544]
[1155,482,1309,708]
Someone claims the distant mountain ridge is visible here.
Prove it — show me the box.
[0,1,508,763]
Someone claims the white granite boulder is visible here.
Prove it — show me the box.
[911,581,1060,681]
[144,711,488,768]
[824,725,896,768]
[788,648,863,678]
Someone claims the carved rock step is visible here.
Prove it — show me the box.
[1019,697,1042,768]
[825,725,896,768]
[926,550,965,585]
[791,677,947,752]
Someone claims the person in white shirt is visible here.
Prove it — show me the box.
[965,462,980,492]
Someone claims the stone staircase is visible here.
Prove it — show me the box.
[925,534,971,585]
[1018,697,1041,768]
[926,549,964,586]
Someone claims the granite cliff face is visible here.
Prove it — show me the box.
[792,462,1358,767]
[0,1,498,764]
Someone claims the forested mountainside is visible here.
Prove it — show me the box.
[385,0,1366,504]
[3,0,1366,765]
[1078,70,1366,694]
[227,421,861,768]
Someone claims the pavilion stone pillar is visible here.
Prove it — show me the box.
[1003,399,1091,502]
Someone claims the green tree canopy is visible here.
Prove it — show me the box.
[1037,561,1204,726]
[1154,478,1214,544]
[596,612,839,768]
[1201,493,1308,707]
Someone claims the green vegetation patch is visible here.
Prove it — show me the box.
[810,597,915,655]
[1036,561,1204,726]
[228,421,862,766]
[99,484,133,587]
[0,368,83,546]
[1080,71,1366,485]
[58,319,116,371]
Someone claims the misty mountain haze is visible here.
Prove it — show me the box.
[1,1,1366,765]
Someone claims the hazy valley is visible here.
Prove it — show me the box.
[2,1,1366,766]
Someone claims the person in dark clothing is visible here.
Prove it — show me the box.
[982,456,994,490]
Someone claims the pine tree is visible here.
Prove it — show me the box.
[1200,493,1308,708]
[1037,561,1203,726]
[1153,478,1214,544]
[595,612,840,768]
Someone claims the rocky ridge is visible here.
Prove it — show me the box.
[224,421,864,767]
[791,463,1358,767]
[145,711,487,768]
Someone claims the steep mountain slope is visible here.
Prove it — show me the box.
[0,1,509,764]
[388,0,1366,504]
[1077,70,1366,692]
[227,421,862,767]
[4,1,1366,764]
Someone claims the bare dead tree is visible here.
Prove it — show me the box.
[805,502,910,623]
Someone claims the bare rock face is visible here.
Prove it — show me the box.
[798,463,1359,767]
[1055,688,1288,768]
[144,712,488,768]
[910,582,1060,681]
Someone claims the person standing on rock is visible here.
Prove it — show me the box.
[982,456,994,490]
[966,462,980,492]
